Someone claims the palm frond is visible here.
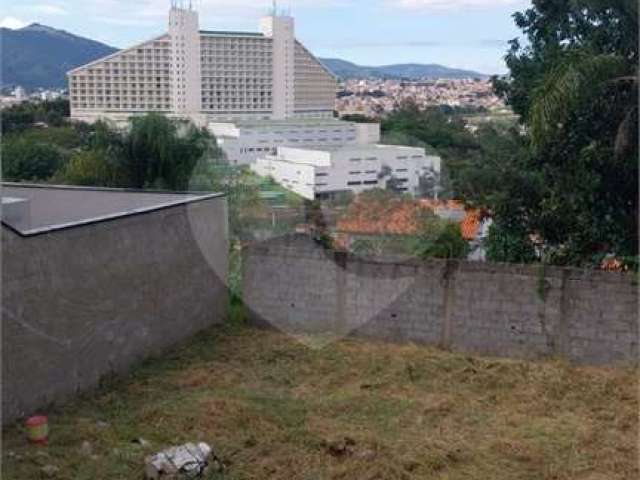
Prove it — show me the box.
[529,53,632,147]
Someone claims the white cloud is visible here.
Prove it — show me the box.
[77,0,347,18]
[69,0,349,33]
[0,16,29,29]
[388,0,524,11]
[19,4,69,16]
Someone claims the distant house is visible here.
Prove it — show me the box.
[335,194,491,259]
[1,184,229,424]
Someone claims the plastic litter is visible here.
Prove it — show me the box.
[144,442,221,479]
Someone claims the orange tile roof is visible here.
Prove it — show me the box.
[337,194,483,240]
[337,196,425,235]
[460,210,482,241]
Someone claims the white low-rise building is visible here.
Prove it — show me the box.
[252,144,441,200]
[210,119,380,165]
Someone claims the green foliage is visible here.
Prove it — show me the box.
[349,235,416,257]
[350,238,382,256]
[1,99,70,134]
[14,125,86,150]
[482,0,639,267]
[494,0,638,120]
[50,114,223,191]
[485,223,537,264]
[224,167,265,241]
[117,114,214,190]
[412,216,469,260]
[2,137,63,181]
[382,102,478,155]
[340,114,378,123]
[529,53,632,148]
[3,113,222,191]
[381,102,481,198]
[53,150,123,186]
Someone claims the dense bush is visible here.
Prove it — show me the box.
[2,138,63,182]
[412,216,469,260]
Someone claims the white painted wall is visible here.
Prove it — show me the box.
[209,120,362,165]
[355,123,381,144]
[252,144,441,200]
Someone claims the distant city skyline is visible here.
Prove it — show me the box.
[0,0,531,74]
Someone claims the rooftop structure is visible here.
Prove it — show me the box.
[1,183,221,235]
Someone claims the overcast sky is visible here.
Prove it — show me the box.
[1,0,532,74]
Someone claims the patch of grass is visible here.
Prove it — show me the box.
[2,326,638,480]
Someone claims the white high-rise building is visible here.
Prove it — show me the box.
[67,3,336,124]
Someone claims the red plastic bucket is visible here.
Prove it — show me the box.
[25,416,48,445]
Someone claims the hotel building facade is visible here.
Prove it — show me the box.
[68,3,335,124]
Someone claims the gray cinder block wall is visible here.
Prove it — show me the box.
[243,235,638,365]
[2,197,228,425]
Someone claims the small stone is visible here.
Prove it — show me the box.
[133,437,151,447]
[355,449,377,461]
[326,437,357,457]
[96,421,110,429]
[80,441,93,456]
[41,465,59,478]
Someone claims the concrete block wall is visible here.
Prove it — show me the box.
[243,235,638,365]
[2,198,229,424]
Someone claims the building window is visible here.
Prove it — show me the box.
[347,181,362,186]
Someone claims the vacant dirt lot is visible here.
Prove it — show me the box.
[3,326,638,479]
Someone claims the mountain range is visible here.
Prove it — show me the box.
[0,24,488,91]
[319,58,488,80]
[0,24,117,90]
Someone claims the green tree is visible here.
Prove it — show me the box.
[381,101,481,198]
[485,223,538,264]
[2,137,63,181]
[59,114,221,190]
[412,216,469,260]
[119,115,211,190]
[54,150,123,186]
[1,99,70,134]
[485,0,638,266]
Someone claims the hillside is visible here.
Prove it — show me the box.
[320,58,489,80]
[0,24,117,90]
